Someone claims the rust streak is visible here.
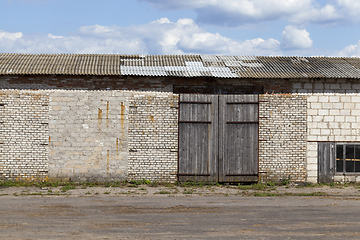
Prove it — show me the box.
[120,102,125,132]
[98,108,102,129]
[107,150,110,174]
[116,138,119,155]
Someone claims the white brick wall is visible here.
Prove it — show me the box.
[48,90,131,182]
[307,94,360,142]
[259,94,307,182]
[128,92,179,182]
[0,90,49,181]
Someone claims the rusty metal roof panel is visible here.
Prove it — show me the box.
[1,53,360,79]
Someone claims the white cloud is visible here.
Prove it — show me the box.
[0,30,22,40]
[139,0,343,26]
[280,25,313,50]
[338,40,360,57]
[335,0,360,23]
[0,18,283,55]
[48,34,63,39]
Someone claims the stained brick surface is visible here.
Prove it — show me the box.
[48,90,131,182]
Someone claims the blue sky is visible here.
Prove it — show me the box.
[1,0,360,56]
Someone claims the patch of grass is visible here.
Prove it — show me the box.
[253,192,279,197]
[238,183,266,191]
[267,181,276,187]
[281,177,291,186]
[143,179,152,185]
[129,180,144,185]
[119,191,131,194]
[29,192,43,195]
[60,184,76,192]
[183,189,195,194]
[161,182,175,188]
[298,191,328,197]
[150,181,159,187]
[154,191,171,194]
[103,191,111,194]
[85,191,91,195]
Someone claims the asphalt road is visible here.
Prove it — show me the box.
[1,195,360,239]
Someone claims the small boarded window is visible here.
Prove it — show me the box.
[336,144,360,173]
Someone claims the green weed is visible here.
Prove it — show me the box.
[154,191,171,194]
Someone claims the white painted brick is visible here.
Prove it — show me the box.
[334,116,345,122]
[329,122,339,129]
[323,116,334,122]
[340,109,351,115]
[307,95,318,102]
[307,143,317,152]
[318,122,329,129]
[318,135,328,141]
[345,116,356,122]
[329,96,340,102]
[332,103,344,109]
[352,110,360,115]
[318,96,329,102]
[346,136,356,141]
[308,135,317,141]
[311,103,322,109]
[321,129,331,135]
[312,116,324,122]
[307,164,318,171]
[307,176,317,183]
[322,103,332,109]
[318,109,329,115]
[351,96,360,102]
[340,96,351,102]
[310,129,320,135]
[307,150,317,158]
[307,109,318,115]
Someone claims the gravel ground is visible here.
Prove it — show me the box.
[1,183,360,239]
[1,182,360,198]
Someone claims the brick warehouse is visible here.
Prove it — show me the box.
[1,53,360,183]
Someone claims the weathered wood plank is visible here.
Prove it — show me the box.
[318,142,335,183]
[178,94,218,182]
[219,94,259,182]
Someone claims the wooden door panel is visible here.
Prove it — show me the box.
[219,95,259,182]
[179,94,259,183]
[178,94,218,182]
[318,142,335,183]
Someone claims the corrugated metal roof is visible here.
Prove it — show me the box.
[1,53,360,79]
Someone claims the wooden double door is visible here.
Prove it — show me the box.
[178,94,259,183]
